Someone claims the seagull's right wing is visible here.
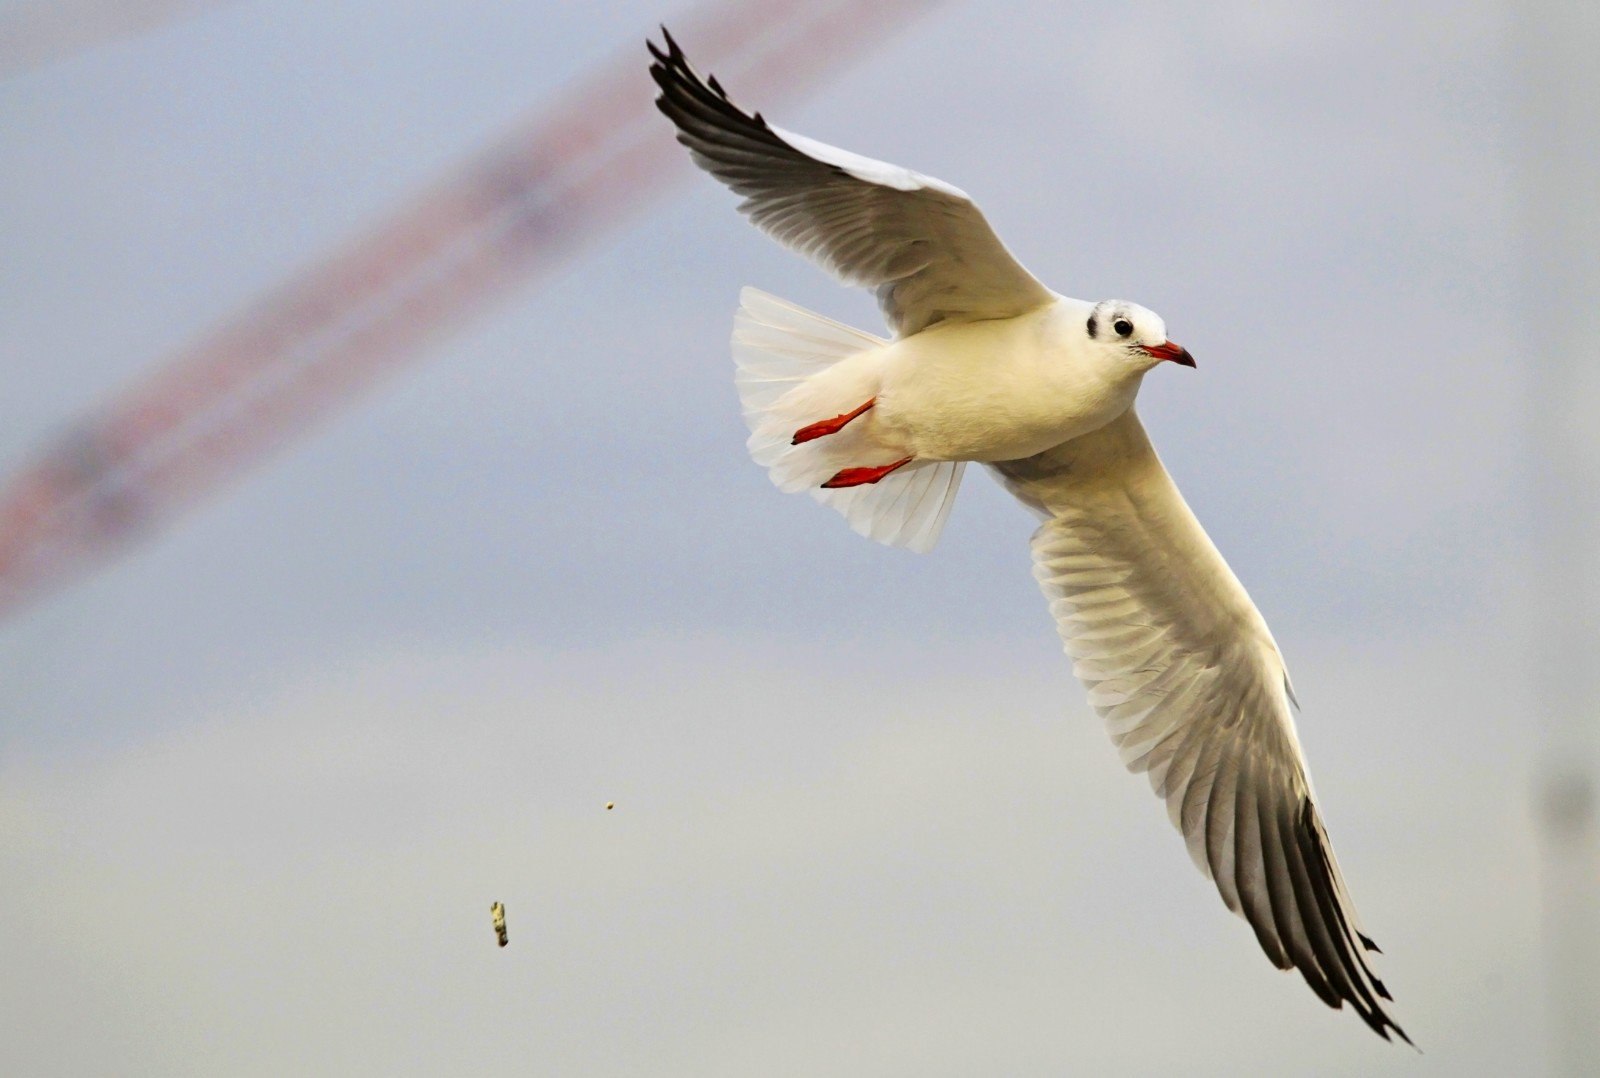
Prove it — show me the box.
[650,30,1054,337]
[992,410,1409,1044]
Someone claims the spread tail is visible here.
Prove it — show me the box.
[731,287,964,553]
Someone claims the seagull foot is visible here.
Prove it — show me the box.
[792,398,876,445]
[820,457,913,488]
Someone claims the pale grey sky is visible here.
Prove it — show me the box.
[0,1,1576,1074]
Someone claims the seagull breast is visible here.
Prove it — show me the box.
[877,299,1141,463]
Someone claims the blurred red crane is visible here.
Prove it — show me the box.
[0,0,941,620]
[0,0,236,78]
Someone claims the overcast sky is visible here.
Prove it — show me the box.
[0,0,1587,1074]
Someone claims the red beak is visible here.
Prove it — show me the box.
[1141,340,1196,368]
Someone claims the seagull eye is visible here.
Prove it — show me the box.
[1113,318,1134,338]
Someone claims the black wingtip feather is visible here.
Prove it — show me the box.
[646,26,680,68]
[1279,808,1374,1021]
[659,25,683,59]
[1256,799,1342,1009]
[646,28,843,198]
[648,30,749,127]
[1291,799,1412,1045]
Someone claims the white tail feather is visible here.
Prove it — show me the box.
[731,287,964,553]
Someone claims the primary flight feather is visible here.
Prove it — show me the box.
[649,29,1407,1043]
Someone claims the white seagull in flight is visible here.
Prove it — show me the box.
[650,29,1407,1043]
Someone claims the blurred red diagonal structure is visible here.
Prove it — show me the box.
[0,0,942,621]
[0,0,236,78]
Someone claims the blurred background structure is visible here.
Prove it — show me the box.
[0,1,1593,1074]
[0,0,233,77]
[1521,3,1600,1074]
[0,0,935,618]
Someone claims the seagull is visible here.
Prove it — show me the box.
[649,29,1408,1043]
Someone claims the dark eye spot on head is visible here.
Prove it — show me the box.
[1085,314,1097,339]
[1114,318,1133,338]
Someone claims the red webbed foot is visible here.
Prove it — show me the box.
[792,398,876,445]
[820,457,913,488]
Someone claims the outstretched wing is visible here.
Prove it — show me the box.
[649,29,1054,337]
[992,410,1409,1044]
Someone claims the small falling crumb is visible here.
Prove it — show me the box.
[490,901,508,948]
[605,802,615,811]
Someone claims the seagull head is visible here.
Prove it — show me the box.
[1086,300,1195,370]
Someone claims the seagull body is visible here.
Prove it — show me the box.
[785,298,1155,464]
[650,30,1407,1043]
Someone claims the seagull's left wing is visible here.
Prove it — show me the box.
[649,30,1054,336]
[992,410,1409,1044]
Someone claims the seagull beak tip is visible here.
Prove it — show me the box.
[1142,341,1196,368]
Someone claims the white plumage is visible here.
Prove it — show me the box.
[651,29,1407,1043]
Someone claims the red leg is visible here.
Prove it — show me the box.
[820,456,913,489]
[792,398,876,445]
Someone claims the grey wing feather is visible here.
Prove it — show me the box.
[993,410,1409,1044]
[649,29,1054,336]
